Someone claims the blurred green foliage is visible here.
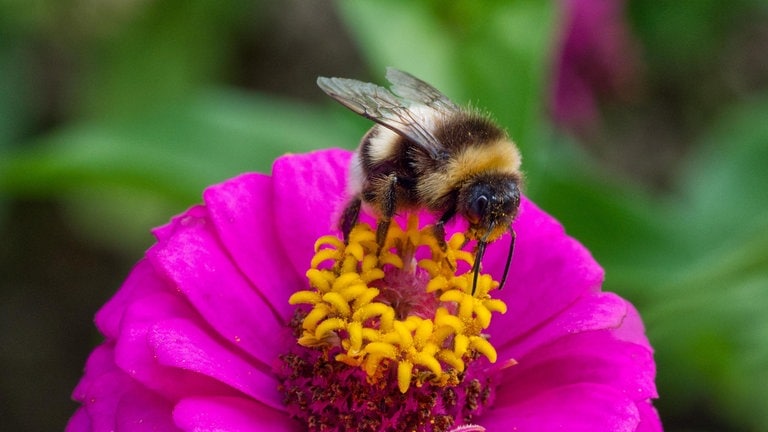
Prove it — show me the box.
[1,0,767,431]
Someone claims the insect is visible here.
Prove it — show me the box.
[317,68,522,294]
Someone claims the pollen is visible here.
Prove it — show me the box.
[288,215,507,394]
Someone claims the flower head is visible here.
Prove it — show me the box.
[68,149,661,431]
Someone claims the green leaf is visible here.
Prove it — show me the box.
[649,254,768,431]
[674,96,768,255]
[524,133,680,300]
[77,0,253,119]
[336,0,458,91]
[1,88,359,200]
[0,88,362,253]
[336,0,557,156]
[628,0,756,69]
[451,0,557,152]
[641,96,768,431]
[0,41,34,151]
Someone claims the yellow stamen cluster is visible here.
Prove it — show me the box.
[288,216,507,393]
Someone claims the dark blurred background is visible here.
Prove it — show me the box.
[2,1,768,431]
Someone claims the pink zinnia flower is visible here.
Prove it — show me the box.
[67,149,661,431]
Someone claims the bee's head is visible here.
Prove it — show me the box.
[459,173,521,242]
[459,173,521,294]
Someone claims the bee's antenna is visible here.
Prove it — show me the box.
[471,240,487,295]
[498,227,516,290]
[471,226,495,295]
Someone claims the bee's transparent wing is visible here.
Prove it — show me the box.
[317,74,449,158]
[385,68,459,112]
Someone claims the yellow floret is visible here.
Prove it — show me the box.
[293,215,510,393]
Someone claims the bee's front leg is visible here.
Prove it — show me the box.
[374,174,399,249]
[339,197,362,243]
[432,209,456,251]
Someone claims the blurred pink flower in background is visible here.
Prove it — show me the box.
[551,0,643,132]
[67,150,660,431]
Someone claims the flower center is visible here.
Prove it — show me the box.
[276,215,509,431]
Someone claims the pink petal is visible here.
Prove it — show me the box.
[612,300,653,351]
[95,259,175,339]
[486,198,605,344]
[70,346,115,431]
[152,205,210,241]
[173,396,301,431]
[115,388,178,432]
[113,292,239,400]
[147,205,290,364]
[497,329,657,403]
[203,173,305,321]
[635,399,664,432]
[65,407,91,432]
[149,317,285,410]
[72,343,117,402]
[482,383,640,431]
[495,292,627,358]
[71,344,138,432]
[271,149,353,277]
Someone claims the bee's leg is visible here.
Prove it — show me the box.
[339,197,362,243]
[432,209,456,251]
[432,209,457,272]
[376,219,392,251]
[375,174,399,248]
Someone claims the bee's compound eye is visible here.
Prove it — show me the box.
[468,195,489,223]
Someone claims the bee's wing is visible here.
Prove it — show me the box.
[385,68,459,112]
[317,74,450,159]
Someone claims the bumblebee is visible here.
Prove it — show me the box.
[317,68,522,293]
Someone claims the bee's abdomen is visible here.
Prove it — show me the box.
[356,126,421,211]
